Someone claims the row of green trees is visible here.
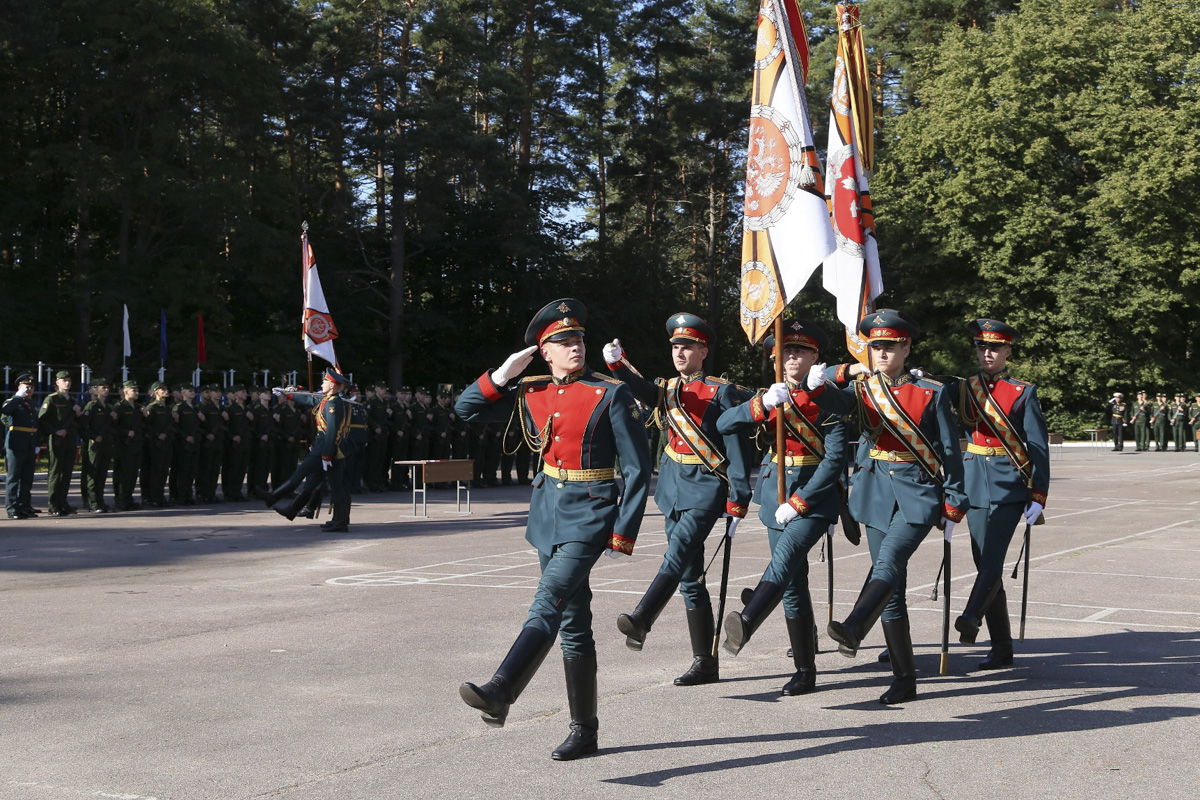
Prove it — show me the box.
[2,0,1196,434]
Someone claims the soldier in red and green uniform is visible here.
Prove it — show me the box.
[456,298,650,761]
[602,313,753,686]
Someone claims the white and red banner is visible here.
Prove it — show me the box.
[822,3,883,366]
[738,0,836,344]
[302,229,339,368]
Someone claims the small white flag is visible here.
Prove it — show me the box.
[122,304,132,358]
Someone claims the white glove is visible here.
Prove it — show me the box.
[322,458,332,472]
[761,382,789,410]
[775,502,799,527]
[1024,501,1044,526]
[492,345,538,387]
[602,339,624,364]
[15,384,30,398]
[909,368,925,378]
[941,517,956,542]
[272,387,284,396]
[805,363,827,391]
[725,516,741,539]
[605,547,631,560]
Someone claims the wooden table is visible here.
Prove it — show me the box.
[393,459,474,517]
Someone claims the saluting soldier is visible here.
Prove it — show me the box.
[946,319,1050,670]
[222,384,251,501]
[3,372,39,519]
[196,385,227,503]
[602,313,753,686]
[142,382,175,507]
[1131,390,1152,452]
[112,381,145,511]
[266,367,351,530]
[1151,393,1170,451]
[715,319,853,695]
[38,370,82,516]
[1104,392,1128,451]
[1171,393,1190,451]
[808,309,969,705]
[82,377,118,513]
[456,298,650,760]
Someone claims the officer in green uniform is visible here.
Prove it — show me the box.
[364,383,390,492]
[1191,394,1200,452]
[222,384,251,501]
[38,370,82,516]
[1104,393,1128,451]
[78,380,99,510]
[173,384,201,504]
[4,372,39,519]
[1131,390,1152,451]
[82,377,117,512]
[409,386,433,461]
[272,389,304,492]
[246,387,274,498]
[389,386,412,490]
[431,384,454,462]
[1171,393,1190,451]
[196,385,227,503]
[141,382,174,507]
[1151,393,1170,451]
[344,384,369,494]
[456,298,650,760]
[112,380,145,511]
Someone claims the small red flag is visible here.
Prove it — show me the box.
[197,313,207,363]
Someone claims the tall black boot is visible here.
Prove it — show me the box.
[459,626,555,727]
[827,579,894,657]
[722,581,783,655]
[954,571,1004,644]
[782,607,817,696]
[879,617,917,704]
[322,497,349,532]
[274,485,316,522]
[674,607,719,686]
[616,572,679,651]
[978,588,1015,670]
[551,656,598,761]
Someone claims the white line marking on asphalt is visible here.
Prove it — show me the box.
[6,780,159,799]
[1081,608,1118,622]
[1039,569,1200,582]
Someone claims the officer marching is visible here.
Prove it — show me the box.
[455,299,650,760]
[808,309,969,705]
[946,319,1050,670]
[601,313,752,686]
[715,319,852,695]
[4,373,39,519]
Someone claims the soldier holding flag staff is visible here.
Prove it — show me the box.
[456,298,650,761]
[602,313,752,687]
[807,309,968,705]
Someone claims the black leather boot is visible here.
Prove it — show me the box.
[274,485,316,522]
[954,572,1003,644]
[321,497,349,532]
[723,581,783,655]
[616,572,679,651]
[978,588,1015,670]
[879,617,917,705]
[827,579,893,657]
[674,607,719,686]
[782,608,817,696]
[551,656,598,761]
[459,626,555,727]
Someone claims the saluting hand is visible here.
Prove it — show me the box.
[492,345,538,387]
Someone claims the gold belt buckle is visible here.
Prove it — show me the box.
[558,466,568,480]
[887,451,897,462]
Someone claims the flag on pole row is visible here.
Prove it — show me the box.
[822,3,883,366]
[122,305,131,359]
[301,226,339,368]
[738,0,836,344]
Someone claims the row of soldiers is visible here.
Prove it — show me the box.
[1105,391,1200,452]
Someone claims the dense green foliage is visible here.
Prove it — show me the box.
[1,0,1196,433]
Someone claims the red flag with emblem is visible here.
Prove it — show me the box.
[738,0,836,345]
[301,228,339,368]
[822,3,883,367]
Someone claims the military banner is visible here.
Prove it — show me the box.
[301,225,340,368]
[738,0,836,344]
[822,3,883,366]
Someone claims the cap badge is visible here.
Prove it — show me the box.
[982,321,994,329]
[676,314,688,325]
[873,314,884,325]
[556,302,571,313]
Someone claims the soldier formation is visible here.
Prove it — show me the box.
[1116,391,1200,452]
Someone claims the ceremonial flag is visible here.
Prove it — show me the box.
[122,305,131,358]
[197,313,207,363]
[159,308,168,363]
[822,3,883,366]
[301,227,339,368]
[738,0,836,344]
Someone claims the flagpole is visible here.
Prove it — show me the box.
[774,316,785,504]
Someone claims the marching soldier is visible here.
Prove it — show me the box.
[82,377,118,513]
[808,309,969,705]
[173,384,202,504]
[456,298,650,760]
[602,312,753,686]
[715,319,852,695]
[112,381,145,511]
[1131,390,1152,451]
[947,319,1050,670]
[1151,393,1170,451]
[3,373,39,519]
[222,384,251,501]
[1171,393,1190,451]
[196,385,227,504]
[1104,392,1128,451]
[38,370,82,516]
[142,382,174,507]
[266,367,351,531]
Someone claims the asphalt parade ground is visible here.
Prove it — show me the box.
[1,446,1198,800]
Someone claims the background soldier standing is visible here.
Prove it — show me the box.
[272,389,304,492]
[1131,390,1152,451]
[3,373,39,519]
[78,380,99,510]
[112,381,145,511]
[83,377,117,513]
[196,385,227,503]
[389,386,412,491]
[38,370,81,516]
[173,384,202,504]
[1151,393,1170,451]
[1191,394,1200,451]
[143,382,175,507]
[365,383,390,492]
[1171,393,1190,451]
[246,387,275,499]
[222,384,251,501]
